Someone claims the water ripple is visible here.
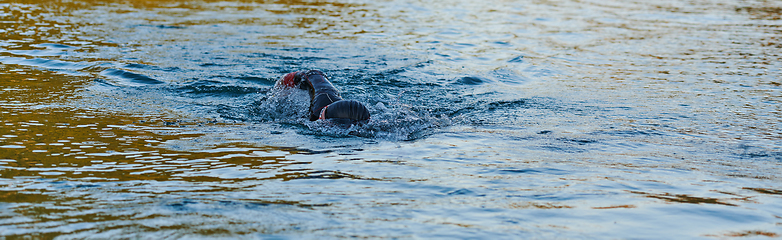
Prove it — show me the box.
[1,0,781,239]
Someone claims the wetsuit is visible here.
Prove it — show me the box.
[277,70,370,124]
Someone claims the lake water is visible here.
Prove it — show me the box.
[1,0,781,238]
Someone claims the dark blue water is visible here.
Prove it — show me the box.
[1,0,781,238]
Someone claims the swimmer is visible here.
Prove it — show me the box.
[276,70,370,126]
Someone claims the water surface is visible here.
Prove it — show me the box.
[1,0,781,238]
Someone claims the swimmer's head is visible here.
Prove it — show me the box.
[320,100,370,127]
[277,70,328,89]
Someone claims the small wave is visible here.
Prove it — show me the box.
[133,24,187,29]
[176,80,264,97]
[100,69,165,86]
[123,63,181,72]
[497,167,571,175]
[508,55,524,63]
[234,76,275,85]
[0,43,78,57]
[33,43,77,49]
[0,56,92,70]
[453,76,489,85]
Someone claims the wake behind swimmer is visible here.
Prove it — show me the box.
[275,70,370,128]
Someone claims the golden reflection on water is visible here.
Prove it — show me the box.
[0,0,371,183]
[0,0,368,56]
[0,65,318,182]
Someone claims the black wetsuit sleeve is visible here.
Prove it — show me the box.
[298,70,370,122]
[323,100,370,121]
[301,71,342,121]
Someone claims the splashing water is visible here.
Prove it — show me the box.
[1,0,781,239]
[230,81,451,141]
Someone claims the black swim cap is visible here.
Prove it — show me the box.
[323,100,370,121]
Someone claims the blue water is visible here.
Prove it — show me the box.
[1,0,781,238]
